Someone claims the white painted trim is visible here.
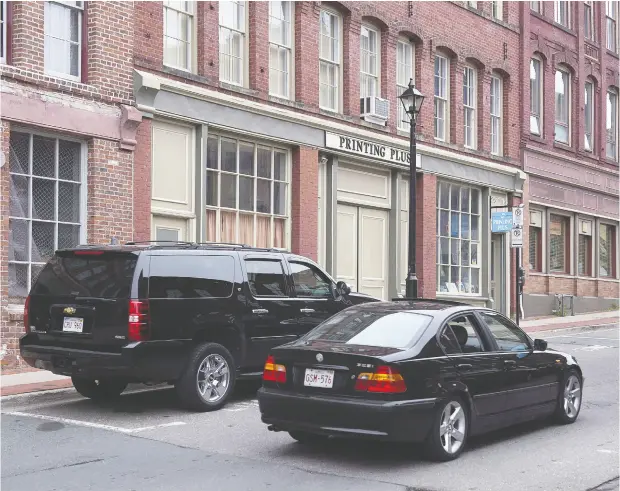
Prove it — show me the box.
[134,69,526,183]
[529,200,619,221]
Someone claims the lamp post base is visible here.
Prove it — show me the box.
[405,274,418,299]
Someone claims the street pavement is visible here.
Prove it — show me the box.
[1,325,618,491]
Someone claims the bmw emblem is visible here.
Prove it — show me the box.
[316,353,323,362]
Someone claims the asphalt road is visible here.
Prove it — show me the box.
[2,325,618,491]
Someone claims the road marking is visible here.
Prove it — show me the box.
[597,449,618,454]
[224,399,259,412]
[545,328,619,339]
[3,411,186,434]
[572,345,616,352]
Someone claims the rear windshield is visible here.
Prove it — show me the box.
[31,253,137,299]
[304,310,432,349]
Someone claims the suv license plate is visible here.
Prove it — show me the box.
[63,317,84,333]
[304,368,334,388]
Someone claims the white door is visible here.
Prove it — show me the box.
[152,216,189,243]
[336,204,389,300]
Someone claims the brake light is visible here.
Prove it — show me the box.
[263,355,286,383]
[73,250,104,256]
[128,300,150,341]
[354,365,406,393]
[24,295,31,334]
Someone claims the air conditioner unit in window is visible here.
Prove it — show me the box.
[360,96,389,126]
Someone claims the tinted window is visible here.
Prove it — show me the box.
[289,262,332,298]
[480,312,530,351]
[149,255,234,299]
[245,260,287,297]
[31,253,137,298]
[438,325,462,354]
[304,310,432,349]
[447,315,484,353]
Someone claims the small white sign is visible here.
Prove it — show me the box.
[325,132,421,168]
[511,228,523,248]
[513,207,524,227]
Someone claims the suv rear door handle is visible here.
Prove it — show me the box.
[457,363,473,371]
[504,360,516,368]
[252,309,269,314]
[299,308,315,313]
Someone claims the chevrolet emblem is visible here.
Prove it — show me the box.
[63,307,76,315]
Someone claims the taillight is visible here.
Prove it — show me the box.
[354,365,406,393]
[263,355,286,383]
[24,295,31,334]
[128,300,150,341]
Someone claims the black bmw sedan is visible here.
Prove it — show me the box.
[257,299,583,461]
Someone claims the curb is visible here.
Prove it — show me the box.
[523,322,618,336]
[0,379,74,397]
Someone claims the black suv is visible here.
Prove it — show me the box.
[20,242,377,411]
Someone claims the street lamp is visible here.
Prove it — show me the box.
[399,79,425,299]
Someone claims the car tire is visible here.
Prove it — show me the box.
[288,431,328,444]
[554,369,582,424]
[425,396,469,462]
[71,376,127,401]
[176,342,236,412]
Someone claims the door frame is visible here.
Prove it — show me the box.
[490,233,508,315]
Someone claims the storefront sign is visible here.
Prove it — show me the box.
[325,132,421,168]
[491,211,513,233]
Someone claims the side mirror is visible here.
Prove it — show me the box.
[336,281,351,296]
[533,339,548,351]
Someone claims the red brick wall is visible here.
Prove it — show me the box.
[291,146,318,261]
[133,0,164,71]
[577,278,597,298]
[294,2,320,109]
[10,1,44,72]
[133,119,152,242]
[197,2,219,81]
[416,173,437,298]
[599,280,620,299]
[248,1,269,93]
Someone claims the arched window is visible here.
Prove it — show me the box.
[607,87,619,161]
[434,53,449,141]
[530,56,543,135]
[584,78,595,152]
[490,74,503,155]
[554,66,571,144]
[396,37,414,131]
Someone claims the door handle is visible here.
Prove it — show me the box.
[299,308,315,313]
[504,360,516,369]
[252,309,269,314]
[457,364,473,371]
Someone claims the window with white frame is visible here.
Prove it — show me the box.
[584,80,594,152]
[219,0,246,85]
[319,9,341,111]
[434,54,449,141]
[599,223,617,277]
[554,68,570,144]
[9,132,84,298]
[269,1,292,99]
[530,1,540,13]
[397,40,414,131]
[44,1,83,80]
[530,58,543,135]
[584,1,595,41]
[554,0,570,28]
[529,210,542,272]
[463,66,476,149]
[607,1,618,53]
[490,75,502,155]
[360,25,379,99]
[205,135,289,249]
[549,214,570,273]
[492,1,503,20]
[0,1,7,64]
[163,1,195,71]
[467,1,477,8]
[437,182,481,295]
[578,220,593,276]
[607,88,619,160]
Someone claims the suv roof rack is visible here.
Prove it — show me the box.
[125,240,194,246]
[390,298,468,307]
[194,241,251,248]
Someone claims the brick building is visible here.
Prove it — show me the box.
[0,1,143,368]
[521,1,620,315]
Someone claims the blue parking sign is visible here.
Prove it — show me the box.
[491,211,513,233]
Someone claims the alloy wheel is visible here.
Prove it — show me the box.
[196,354,230,403]
[439,401,466,455]
[563,374,581,419]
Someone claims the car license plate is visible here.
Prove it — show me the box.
[304,368,334,388]
[62,317,84,333]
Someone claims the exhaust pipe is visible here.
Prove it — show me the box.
[267,425,281,432]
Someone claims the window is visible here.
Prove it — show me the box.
[245,260,287,297]
[584,1,594,41]
[530,58,542,135]
[550,214,570,273]
[555,0,570,27]
[148,256,235,299]
[9,132,84,298]
[0,1,7,64]
[205,135,289,249]
[319,9,341,111]
[269,1,292,99]
[492,0,503,20]
[585,81,595,152]
[479,312,530,352]
[219,0,246,85]
[289,262,332,298]
[163,1,194,71]
[305,310,432,349]
[599,224,616,277]
[607,1,618,53]
[578,224,592,276]
[445,315,484,353]
[397,40,414,131]
[434,55,449,141]
[463,66,476,149]
[490,75,502,155]
[554,69,570,144]
[530,1,540,13]
[438,325,462,355]
[607,89,619,161]
[529,226,542,271]
[44,1,83,80]
[467,1,477,8]
[437,182,481,294]
[360,25,379,99]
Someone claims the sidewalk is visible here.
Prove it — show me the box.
[1,310,617,397]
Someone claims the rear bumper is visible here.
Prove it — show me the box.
[258,387,437,442]
[19,334,187,382]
